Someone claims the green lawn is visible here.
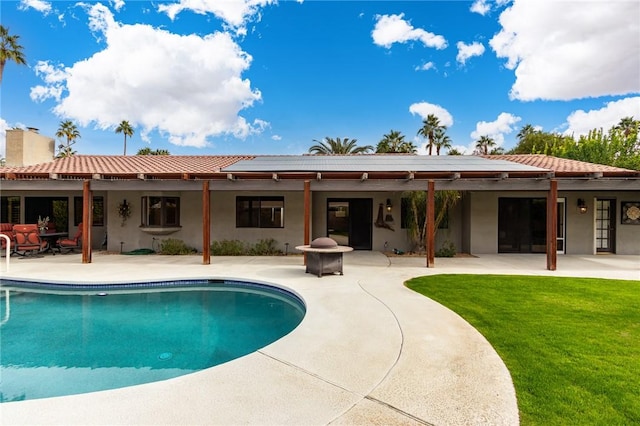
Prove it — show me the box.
[405,274,640,425]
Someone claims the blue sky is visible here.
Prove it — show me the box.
[1,0,639,157]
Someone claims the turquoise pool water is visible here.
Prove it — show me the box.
[0,279,305,402]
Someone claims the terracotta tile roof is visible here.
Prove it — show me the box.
[2,155,254,176]
[485,154,640,176]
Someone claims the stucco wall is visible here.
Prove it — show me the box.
[211,190,306,252]
[311,191,462,253]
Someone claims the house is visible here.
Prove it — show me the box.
[2,128,640,269]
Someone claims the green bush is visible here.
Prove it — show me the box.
[435,241,457,257]
[159,238,196,255]
[248,238,282,255]
[210,239,247,255]
[210,239,282,255]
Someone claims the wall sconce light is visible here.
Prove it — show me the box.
[385,199,394,222]
[577,198,588,214]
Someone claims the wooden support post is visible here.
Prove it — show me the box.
[82,180,92,263]
[304,180,311,265]
[202,180,211,265]
[426,180,435,267]
[546,179,558,270]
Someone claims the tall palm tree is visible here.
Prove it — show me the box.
[55,120,80,158]
[517,124,536,142]
[474,135,496,155]
[433,127,452,156]
[417,114,443,156]
[376,130,416,153]
[308,137,372,154]
[115,120,135,155]
[0,25,26,85]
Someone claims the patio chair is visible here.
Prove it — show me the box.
[13,224,48,257]
[57,224,82,254]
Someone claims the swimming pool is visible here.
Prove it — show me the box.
[0,278,305,402]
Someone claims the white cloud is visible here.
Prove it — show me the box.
[470,112,521,147]
[0,118,8,158]
[158,0,275,34]
[456,41,485,65]
[564,97,640,137]
[271,134,282,141]
[409,102,454,127]
[470,0,490,16]
[18,0,51,14]
[112,0,125,12]
[31,3,264,148]
[415,61,436,71]
[372,14,447,50]
[490,0,640,101]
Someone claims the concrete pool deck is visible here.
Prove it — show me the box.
[1,252,638,425]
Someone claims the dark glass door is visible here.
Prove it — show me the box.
[498,198,546,253]
[327,198,372,250]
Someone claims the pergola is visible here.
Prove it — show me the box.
[3,154,639,270]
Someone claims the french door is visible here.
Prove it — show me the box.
[595,199,616,253]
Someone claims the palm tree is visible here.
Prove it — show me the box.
[308,137,372,154]
[0,25,26,85]
[517,124,537,142]
[417,114,443,156]
[474,135,496,155]
[376,130,416,153]
[115,120,135,155]
[55,120,80,158]
[433,127,452,156]
[615,116,639,137]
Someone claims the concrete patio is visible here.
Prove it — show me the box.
[1,252,638,425]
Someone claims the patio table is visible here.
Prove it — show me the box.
[39,232,68,255]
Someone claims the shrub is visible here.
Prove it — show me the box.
[210,239,247,255]
[159,238,196,255]
[248,238,282,255]
[435,241,457,257]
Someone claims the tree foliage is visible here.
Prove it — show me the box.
[417,114,445,156]
[115,120,135,155]
[376,130,416,153]
[0,25,26,85]
[509,117,640,170]
[55,120,80,158]
[136,147,170,155]
[308,137,372,154]
[402,190,460,253]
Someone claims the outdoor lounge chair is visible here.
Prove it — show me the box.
[13,224,48,257]
[57,224,82,254]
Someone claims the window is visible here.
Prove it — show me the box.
[74,196,104,226]
[0,196,20,224]
[141,196,180,227]
[236,196,284,228]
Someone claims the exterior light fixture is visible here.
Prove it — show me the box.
[577,198,588,214]
[385,199,394,222]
